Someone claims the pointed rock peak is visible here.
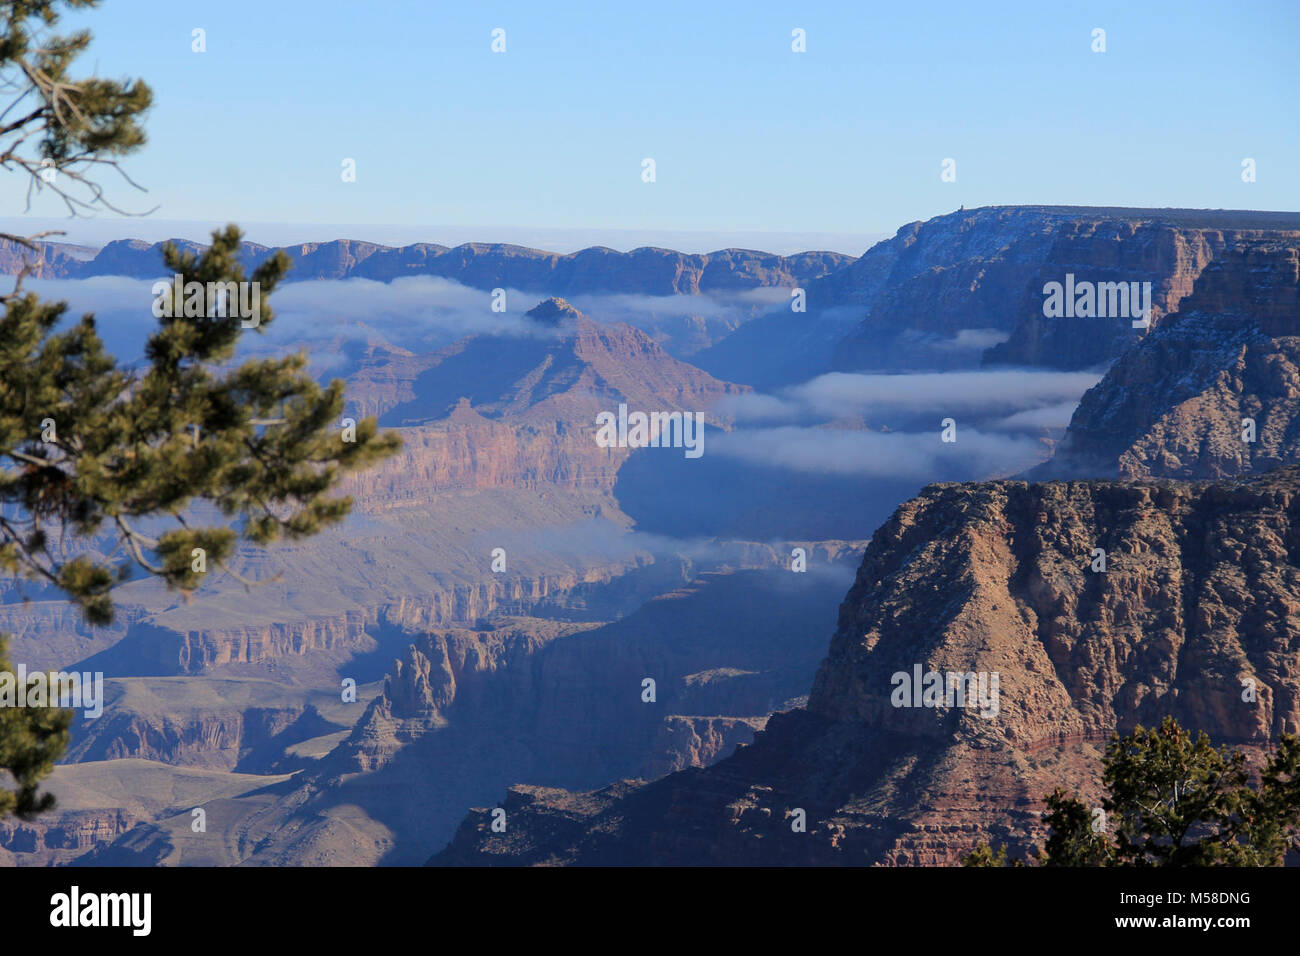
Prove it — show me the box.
[446,396,487,420]
[526,297,584,326]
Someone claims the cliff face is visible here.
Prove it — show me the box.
[337,562,855,785]
[1039,241,1300,479]
[361,300,746,427]
[832,207,1300,372]
[155,560,860,866]
[646,716,769,777]
[430,467,1300,865]
[343,301,744,504]
[30,301,743,684]
[0,237,95,279]
[0,809,138,866]
[0,236,851,293]
[78,562,657,679]
[697,206,1300,387]
[64,705,316,771]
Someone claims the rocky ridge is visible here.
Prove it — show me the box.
[61,553,862,866]
[0,236,851,293]
[699,206,1300,386]
[834,206,1300,372]
[430,467,1300,865]
[1038,240,1300,479]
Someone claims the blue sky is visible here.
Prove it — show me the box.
[3,0,1297,253]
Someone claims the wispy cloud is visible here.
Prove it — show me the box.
[27,275,582,367]
[703,367,1099,480]
[715,369,1102,424]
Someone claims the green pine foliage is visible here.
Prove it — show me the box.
[964,717,1300,866]
[0,0,401,817]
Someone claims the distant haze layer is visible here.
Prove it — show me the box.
[0,217,885,258]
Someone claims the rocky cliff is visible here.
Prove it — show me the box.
[58,674,363,772]
[19,300,743,686]
[71,554,664,682]
[700,206,1300,387]
[1037,240,1300,479]
[65,704,310,770]
[430,467,1300,865]
[84,558,861,866]
[831,206,1300,373]
[361,297,745,427]
[0,237,95,279]
[0,809,138,866]
[342,299,744,502]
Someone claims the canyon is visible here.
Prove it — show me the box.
[3,204,1297,868]
[424,210,1300,866]
[702,206,1300,387]
[431,467,1300,865]
[1036,240,1300,479]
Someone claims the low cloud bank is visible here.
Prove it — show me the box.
[716,369,1103,424]
[26,275,777,368]
[706,367,1103,480]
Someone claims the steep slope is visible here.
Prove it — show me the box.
[1036,240,1300,479]
[849,207,1300,372]
[342,298,745,506]
[430,468,1300,865]
[2,298,744,688]
[69,557,863,866]
[698,206,1300,387]
[371,297,744,430]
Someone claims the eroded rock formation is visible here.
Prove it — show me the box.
[1039,241,1300,479]
[431,468,1300,865]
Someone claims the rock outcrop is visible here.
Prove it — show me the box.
[0,809,138,866]
[69,558,663,681]
[97,560,861,866]
[0,237,95,279]
[831,206,1300,373]
[342,300,745,508]
[701,206,1300,387]
[363,298,745,428]
[1037,241,1300,479]
[524,296,583,326]
[430,467,1300,865]
[65,705,312,770]
[337,559,854,783]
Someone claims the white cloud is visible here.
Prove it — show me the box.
[26,274,566,366]
[704,367,1101,480]
[714,368,1102,425]
[991,400,1081,431]
[789,370,1102,417]
[931,328,1010,351]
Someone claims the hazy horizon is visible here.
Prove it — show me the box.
[0,216,889,257]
